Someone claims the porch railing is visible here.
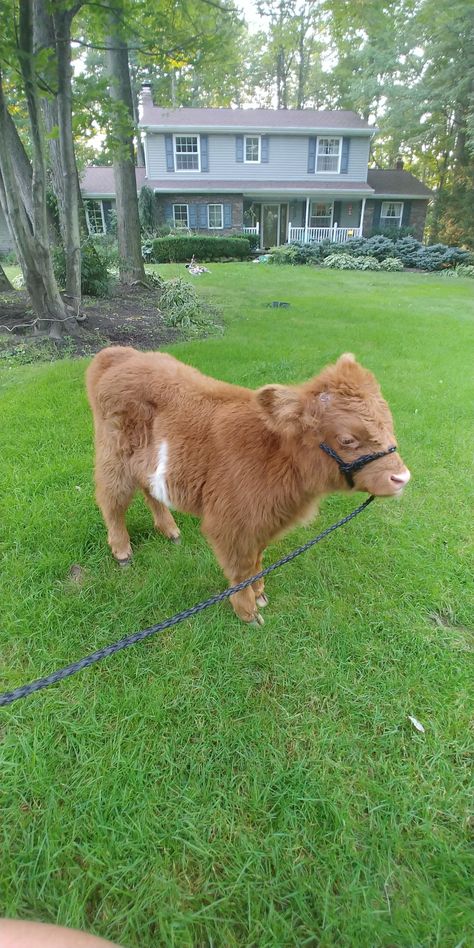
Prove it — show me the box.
[288,224,362,244]
[243,223,260,236]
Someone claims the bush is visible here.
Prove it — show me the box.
[53,238,111,297]
[138,185,156,234]
[379,256,404,271]
[439,264,474,279]
[392,236,421,267]
[159,278,220,333]
[234,232,260,252]
[323,253,360,270]
[362,235,397,260]
[152,235,251,263]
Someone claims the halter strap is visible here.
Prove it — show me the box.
[320,442,397,488]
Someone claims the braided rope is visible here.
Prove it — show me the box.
[0,496,374,708]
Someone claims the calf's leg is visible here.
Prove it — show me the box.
[252,552,268,607]
[142,488,181,543]
[96,481,134,563]
[202,523,265,625]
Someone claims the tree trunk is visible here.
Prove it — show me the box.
[0,8,70,337]
[52,6,82,313]
[0,259,13,291]
[107,2,146,284]
[35,0,82,314]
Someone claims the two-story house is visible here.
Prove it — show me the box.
[0,88,432,254]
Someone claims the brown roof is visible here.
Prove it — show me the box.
[80,166,146,195]
[139,101,374,133]
[367,169,432,197]
[80,166,373,197]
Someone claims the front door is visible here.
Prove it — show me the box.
[262,204,280,247]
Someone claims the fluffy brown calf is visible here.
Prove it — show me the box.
[86,347,410,624]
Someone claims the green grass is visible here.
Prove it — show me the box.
[1,264,473,947]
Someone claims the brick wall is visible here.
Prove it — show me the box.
[362,198,430,241]
[409,201,429,241]
[156,194,243,236]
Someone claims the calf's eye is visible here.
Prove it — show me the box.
[338,435,359,448]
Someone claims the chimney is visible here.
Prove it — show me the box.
[138,83,153,121]
[396,157,404,171]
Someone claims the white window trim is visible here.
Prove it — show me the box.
[173,203,189,228]
[244,135,261,164]
[380,201,404,227]
[315,136,342,175]
[85,199,106,235]
[208,203,223,229]
[309,201,334,228]
[173,133,201,172]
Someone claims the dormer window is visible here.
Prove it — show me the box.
[244,135,261,163]
[316,137,342,173]
[174,135,200,171]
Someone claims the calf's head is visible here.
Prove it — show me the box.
[257,353,410,498]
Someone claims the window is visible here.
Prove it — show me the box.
[380,201,403,228]
[309,202,333,227]
[244,136,260,163]
[316,137,341,173]
[84,199,106,234]
[174,135,200,171]
[173,204,189,228]
[208,204,223,229]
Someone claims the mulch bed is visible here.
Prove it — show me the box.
[0,284,181,359]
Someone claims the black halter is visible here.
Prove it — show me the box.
[320,442,397,488]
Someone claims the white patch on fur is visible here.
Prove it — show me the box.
[150,441,171,507]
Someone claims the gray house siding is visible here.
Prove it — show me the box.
[0,206,14,253]
[146,133,370,183]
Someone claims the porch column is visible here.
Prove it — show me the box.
[360,197,367,236]
[304,197,310,243]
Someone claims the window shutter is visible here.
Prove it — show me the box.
[223,203,232,227]
[401,201,411,226]
[201,134,209,172]
[340,137,350,174]
[333,201,342,225]
[198,204,208,228]
[164,202,173,222]
[261,135,269,162]
[307,137,316,173]
[372,201,381,229]
[236,135,244,162]
[188,204,197,228]
[165,134,174,172]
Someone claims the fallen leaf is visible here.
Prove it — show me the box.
[408,715,425,733]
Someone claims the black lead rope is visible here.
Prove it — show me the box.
[320,442,397,488]
[0,495,375,708]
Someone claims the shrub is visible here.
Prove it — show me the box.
[159,278,220,334]
[371,224,416,239]
[138,185,156,234]
[392,236,423,267]
[323,253,359,270]
[456,264,474,277]
[53,238,111,297]
[269,244,302,265]
[234,232,260,252]
[359,256,381,270]
[152,235,251,262]
[363,235,396,260]
[379,256,404,271]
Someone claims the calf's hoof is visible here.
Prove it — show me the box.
[116,555,132,568]
[251,612,265,627]
[168,531,181,544]
[256,593,269,608]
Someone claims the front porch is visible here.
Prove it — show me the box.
[243,197,366,248]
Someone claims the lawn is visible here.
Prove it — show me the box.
[1,264,473,947]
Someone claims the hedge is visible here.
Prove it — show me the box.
[152,235,251,263]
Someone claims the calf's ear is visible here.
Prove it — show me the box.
[336,352,356,365]
[256,384,303,434]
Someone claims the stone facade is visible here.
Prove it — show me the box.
[155,193,243,236]
[409,200,429,241]
[362,198,429,240]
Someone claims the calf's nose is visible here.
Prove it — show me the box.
[390,468,411,486]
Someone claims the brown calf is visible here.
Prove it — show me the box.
[86,347,410,624]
